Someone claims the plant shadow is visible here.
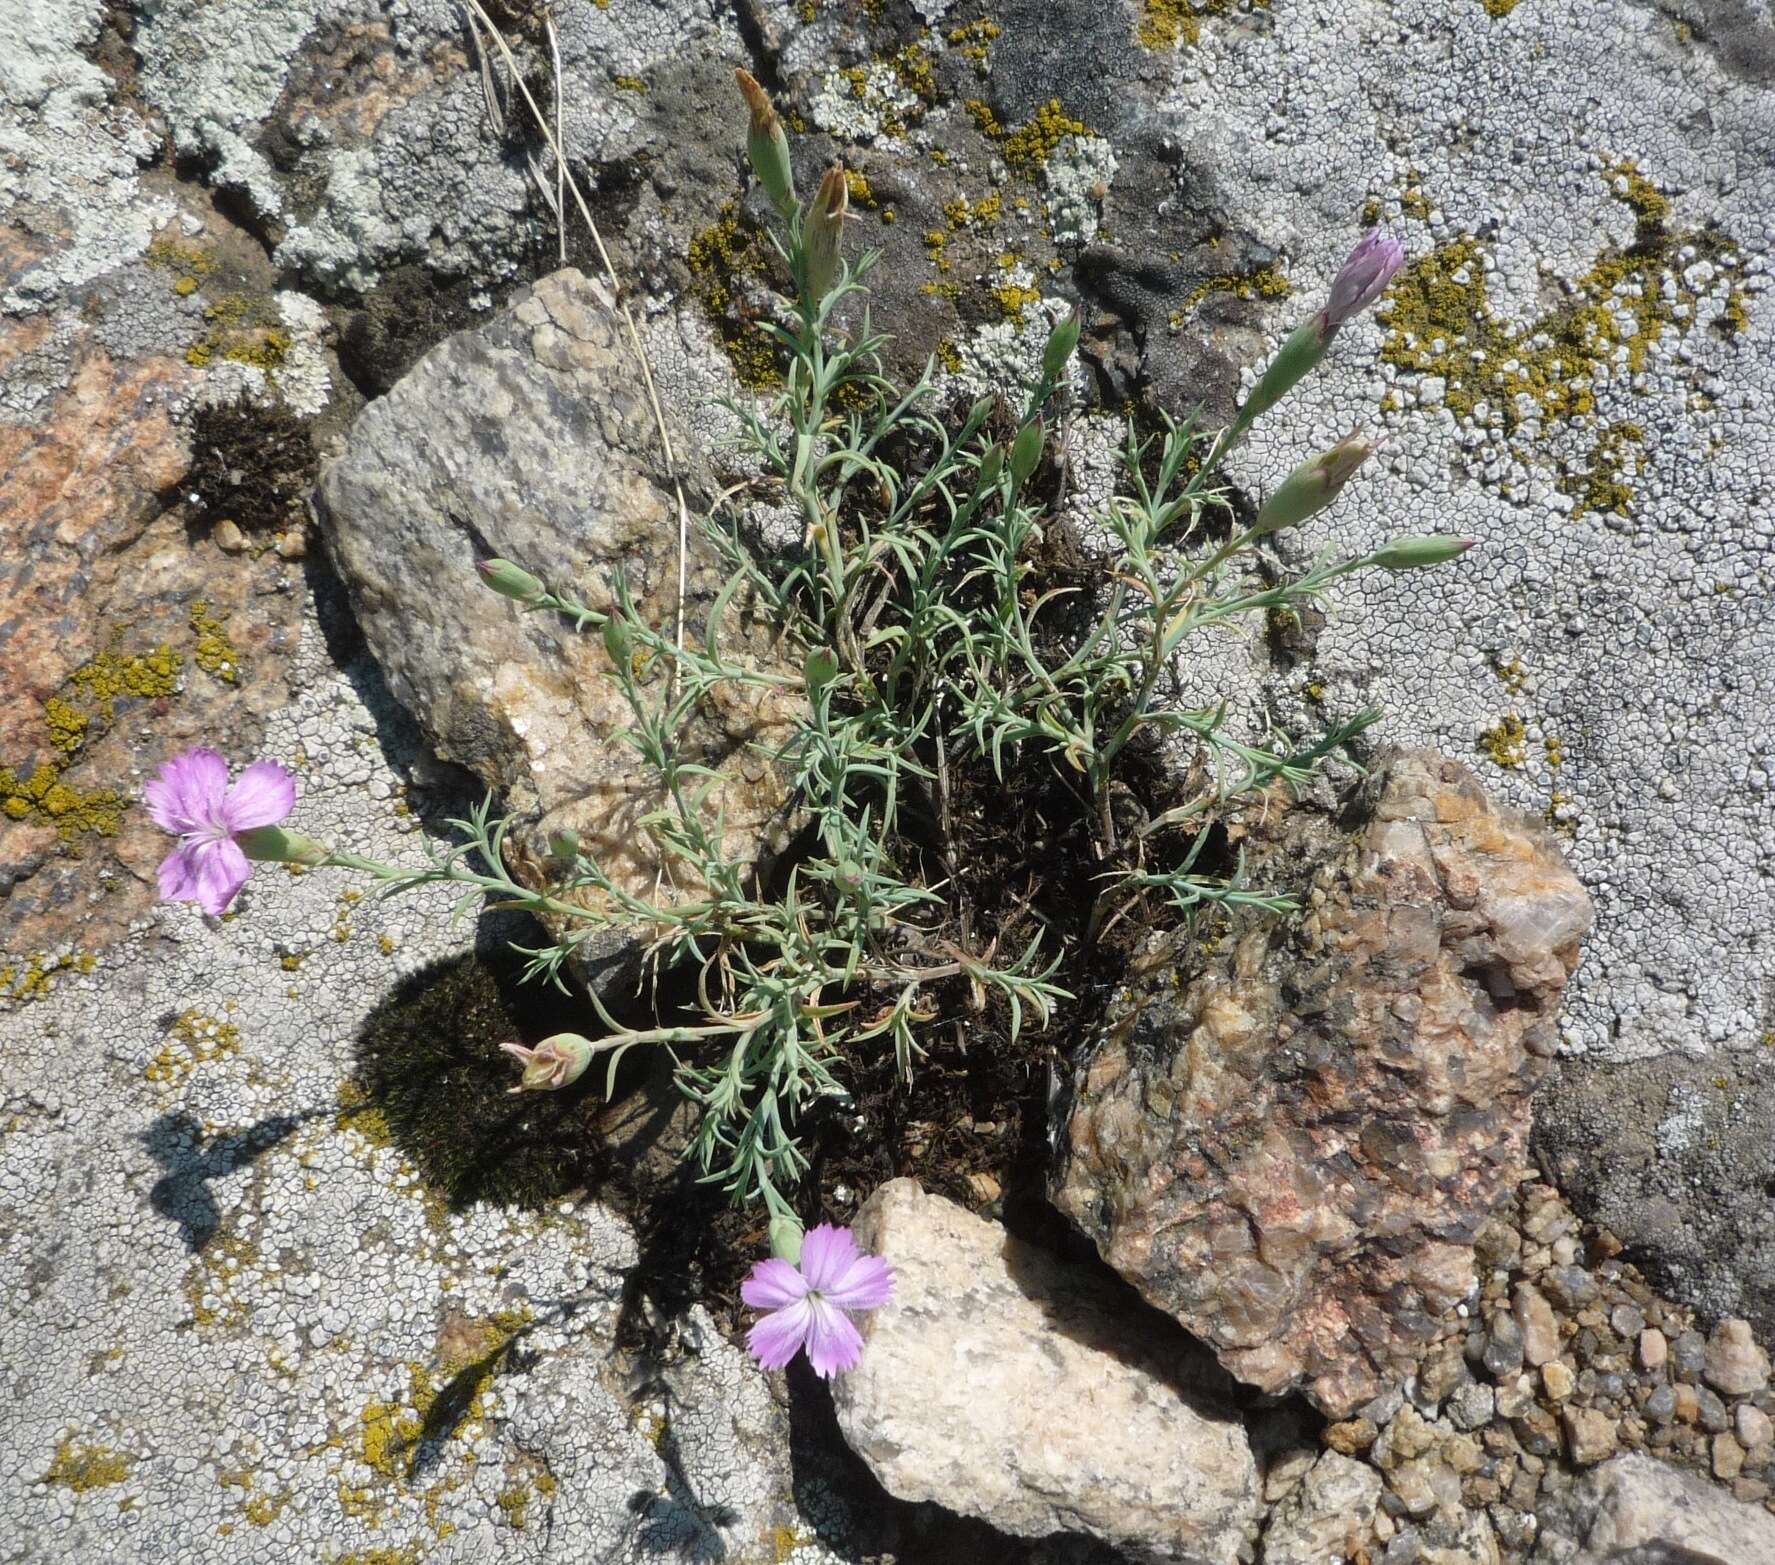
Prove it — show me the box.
[141,1109,319,1251]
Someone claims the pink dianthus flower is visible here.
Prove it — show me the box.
[741,1223,894,1378]
[144,747,295,917]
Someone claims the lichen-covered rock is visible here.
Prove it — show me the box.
[315,267,797,970]
[831,1179,1262,1564]
[1053,750,1592,1417]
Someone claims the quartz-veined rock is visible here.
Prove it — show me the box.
[1052,750,1592,1417]
[315,268,797,973]
[830,1179,1262,1564]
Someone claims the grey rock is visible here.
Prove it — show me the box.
[1535,1451,1775,1563]
[1259,1451,1382,1565]
[831,1179,1261,1565]
[1485,1315,1527,1380]
[1053,751,1591,1416]
[1447,1381,1496,1432]
[316,268,797,975]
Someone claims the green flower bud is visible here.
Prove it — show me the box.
[736,69,796,221]
[1369,535,1476,571]
[768,1213,805,1264]
[476,558,545,604]
[499,1033,598,1093]
[1254,431,1375,535]
[804,163,849,306]
[603,615,633,668]
[1009,416,1045,484]
[235,825,330,866]
[1040,306,1082,382]
[977,443,1004,489]
[547,828,580,860]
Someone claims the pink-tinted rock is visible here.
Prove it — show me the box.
[1052,749,1592,1417]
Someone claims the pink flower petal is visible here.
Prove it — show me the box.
[144,748,230,834]
[798,1223,858,1291]
[741,1257,810,1311]
[802,1295,864,1378]
[747,1300,812,1370]
[191,837,252,917]
[221,759,296,833]
[821,1251,894,1313]
[156,844,203,903]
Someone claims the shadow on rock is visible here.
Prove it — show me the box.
[346,923,610,1210]
[142,1109,315,1250]
[623,1402,742,1562]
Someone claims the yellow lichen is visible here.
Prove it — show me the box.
[686,202,781,389]
[1561,421,1644,517]
[69,644,181,720]
[44,1437,133,1492]
[1481,0,1523,16]
[1137,0,1271,51]
[190,601,241,684]
[145,236,217,278]
[144,1010,241,1086]
[335,1078,395,1148]
[946,16,1001,67]
[44,697,88,754]
[1478,714,1528,769]
[1168,263,1291,328]
[1377,162,1751,458]
[612,74,646,92]
[999,99,1090,171]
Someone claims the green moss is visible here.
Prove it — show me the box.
[1478,713,1528,769]
[43,1438,133,1492]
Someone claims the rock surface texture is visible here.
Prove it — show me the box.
[1054,750,1593,1416]
[831,1178,1262,1564]
[1542,1451,1775,1563]
[316,268,796,964]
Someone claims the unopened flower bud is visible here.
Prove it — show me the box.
[1040,306,1081,382]
[602,615,633,668]
[547,828,580,860]
[1254,431,1375,535]
[736,69,796,221]
[804,163,849,305]
[234,825,330,865]
[978,443,1004,488]
[1369,535,1475,571]
[476,558,545,604]
[1009,416,1045,483]
[768,1213,805,1264]
[1320,227,1406,338]
[499,1033,597,1094]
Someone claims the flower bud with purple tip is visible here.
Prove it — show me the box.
[1319,228,1406,339]
[1254,431,1376,536]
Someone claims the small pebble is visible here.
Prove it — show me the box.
[1736,1403,1772,1449]
[1542,1361,1575,1400]
[1564,1405,1619,1465]
[1714,1431,1746,1481]
[1705,1319,1771,1395]
[1611,1304,1646,1339]
[1639,1328,1668,1371]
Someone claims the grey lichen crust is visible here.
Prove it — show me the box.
[1168,0,1774,1067]
[0,581,840,1564]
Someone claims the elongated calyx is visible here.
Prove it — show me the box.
[476,558,545,604]
[736,68,796,221]
[804,163,849,305]
[1040,306,1081,383]
[1370,535,1475,571]
[1254,431,1376,535]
